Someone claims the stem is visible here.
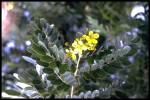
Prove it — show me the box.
[54,71,66,83]
[70,55,81,98]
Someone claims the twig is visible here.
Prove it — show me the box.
[70,55,81,98]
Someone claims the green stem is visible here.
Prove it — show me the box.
[70,55,81,98]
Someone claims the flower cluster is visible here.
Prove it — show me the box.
[65,31,99,60]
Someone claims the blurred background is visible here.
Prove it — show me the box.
[1,2,149,98]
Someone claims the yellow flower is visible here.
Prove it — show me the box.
[65,31,99,60]
[81,45,88,51]
[72,41,78,47]
[86,31,99,44]
[82,35,87,39]
[65,42,70,46]
[88,31,99,39]
[71,54,76,60]
[74,48,82,55]
[85,36,97,45]
[66,49,77,60]
[94,33,99,39]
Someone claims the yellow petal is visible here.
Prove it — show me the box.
[72,41,77,47]
[89,31,94,36]
[75,38,79,42]
[78,40,83,45]
[89,46,95,50]
[65,42,69,46]
[92,39,98,44]
[82,35,87,39]
[66,52,71,58]
[82,45,88,50]
[70,48,74,52]
[94,33,99,39]
[72,54,76,60]
[85,36,90,41]
[65,49,69,52]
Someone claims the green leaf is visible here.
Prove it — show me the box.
[34,84,45,93]
[48,60,57,69]
[79,65,90,72]
[61,71,78,86]
[32,79,45,93]
[28,69,39,77]
[31,41,46,55]
[125,47,137,56]
[32,78,42,85]
[39,55,54,63]
[51,31,58,42]
[56,83,69,92]
[19,71,33,83]
[40,18,47,29]
[110,61,122,69]
[58,49,65,61]
[54,67,59,74]
[131,35,140,43]
[97,60,105,69]
[43,67,53,74]
[47,74,62,85]
[4,89,21,96]
[122,82,134,90]
[29,21,40,32]
[103,65,117,74]
[104,54,114,63]
[37,60,49,67]
[41,92,50,98]
[38,40,50,54]
[49,45,58,58]
[122,46,131,56]
[96,69,108,79]
[115,90,128,98]
[87,57,94,64]
[96,49,112,60]
[119,57,131,65]
[27,47,44,59]
[24,87,34,91]
[59,63,69,74]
